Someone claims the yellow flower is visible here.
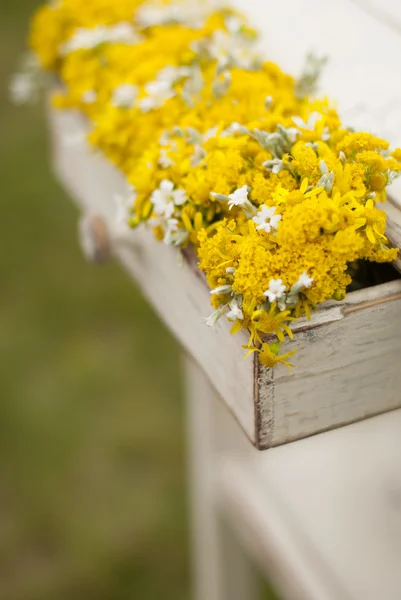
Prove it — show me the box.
[360,199,387,245]
[27,0,401,369]
[244,342,296,370]
[251,303,294,343]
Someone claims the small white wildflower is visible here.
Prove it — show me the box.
[114,185,137,227]
[157,65,191,84]
[203,126,218,141]
[263,279,286,303]
[294,271,313,291]
[151,180,187,218]
[60,23,141,55]
[321,127,331,141]
[60,26,107,54]
[151,181,175,218]
[339,151,346,164]
[264,95,273,109]
[139,79,175,112]
[292,111,321,131]
[107,22,142,45]
[136,2,213,29]
[225,14,242,34]
[286,272,313,306]
[226,298,243,321]
[111,84,138,108]
[163,218,188,245]
[190,145,206,167]
[208,29,259,71]
[82,90,97,104]
[226,267,236,274]
[210,285,232,296]
[158,148,174,168]
[228,185,249,209]
[252,205,281,233]
[205,306,225,328]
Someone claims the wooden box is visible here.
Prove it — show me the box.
[48,105,401,449]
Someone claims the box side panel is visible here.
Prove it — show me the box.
[260,296,401,447]
[49,106,256,443]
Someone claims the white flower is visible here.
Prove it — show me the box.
[210,285,232,296]
[292,111,322,131]
[9,73,34,105]
[228,185,249,209]
[151,180,187,218]
[158,148,174,168]
[205,306,225,328]
[82,90,97,104]
[111,84,138,108]
[136,1,217,29]
[107,22,142,45]
[60,23,141,55]
[264,95,273,109]
[252,205,281,233]
[139,79,175,112]
[225,14,243,34]
[286,272,314,307]
[263,279,286,303]
[203,126,218,141]
[293,271,313,292]
[207,29,259,70]
[60,26,107,54]
[157,65,191,84]
[163,218,189,246]
[226,299,243,321]
[114,185,137,227]
[190,145,206,167]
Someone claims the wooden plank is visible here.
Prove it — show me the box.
[257,280,401,448]
[48,103,257,443]
[218,409,401,600]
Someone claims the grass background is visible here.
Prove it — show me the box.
[0,2,279,598]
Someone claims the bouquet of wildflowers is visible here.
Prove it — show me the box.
[14,0,401,368]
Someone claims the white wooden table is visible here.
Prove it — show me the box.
[188,358,401,600]
[47,0,401,598]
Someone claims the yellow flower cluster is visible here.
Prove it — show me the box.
[27,0,401,369]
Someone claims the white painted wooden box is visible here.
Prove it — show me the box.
[48,105,401,450]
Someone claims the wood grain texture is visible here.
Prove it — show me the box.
[219,409,401,600]
[256,280,401,448]
[49,104,401,450]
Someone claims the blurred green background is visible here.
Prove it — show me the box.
[0,2,278,598]
[1,1,188,598]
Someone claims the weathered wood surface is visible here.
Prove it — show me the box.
[258,281,401,447]
[219,409,401,600]
[49,103,401,450]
